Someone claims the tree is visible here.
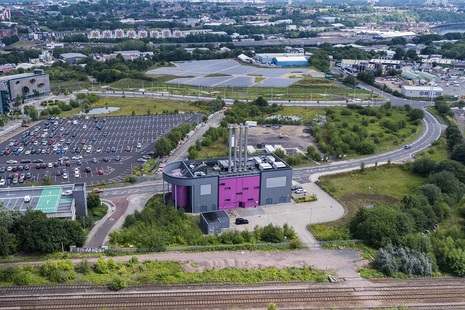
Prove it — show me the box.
[154,138,174,157]
[451,144,465,165]
[412,158,437,176]
[356,71,375,85]
[408,108,424,122]
[87,192,101,210]
[343,74,357,87]
[350,207,415,248]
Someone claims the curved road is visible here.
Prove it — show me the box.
[82,89,443,247]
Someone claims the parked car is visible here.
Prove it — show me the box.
[235,218,249,225]
[62,190,73,196]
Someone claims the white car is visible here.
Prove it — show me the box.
[83,125,87,129]
[0,178,5,186]
[62,190,73,196]
[74,172,80,178]
[137,142,142,148]
[63,173,68,180]
[6,160,17,164]
[24,195,32,203]
[72,155,83,160]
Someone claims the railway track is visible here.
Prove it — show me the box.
[1,284,465,309]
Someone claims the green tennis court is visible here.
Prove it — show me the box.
[36,188,62,213]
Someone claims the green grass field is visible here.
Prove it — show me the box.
[318,165,425,227]
[60,97,206,117]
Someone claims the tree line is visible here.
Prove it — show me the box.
[350,116,465,276]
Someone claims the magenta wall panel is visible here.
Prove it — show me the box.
[218,175,260,210]
[172,185,189,208]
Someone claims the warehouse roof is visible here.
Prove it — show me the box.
[272,56,308,62]
[402,85,444,91]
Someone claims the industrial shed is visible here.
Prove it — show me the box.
[401,85,443,98]
[271,56,308,67]
[59,53,87,64]
[200,210,230,235]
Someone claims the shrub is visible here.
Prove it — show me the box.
[13,270,33,286]
[76,259,92,275]
[40,260,77,283]
[375,244,433,277]
[94,257,110,274]
[108,276,127,291]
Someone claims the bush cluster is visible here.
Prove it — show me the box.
[109,197,297,249]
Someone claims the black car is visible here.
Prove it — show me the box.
[84,167,91,173]
[235,218,249,225]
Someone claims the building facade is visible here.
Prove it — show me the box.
[163,125,292,213]
[0,69,50,114]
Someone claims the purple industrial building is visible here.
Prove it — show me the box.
[162,124,293,214]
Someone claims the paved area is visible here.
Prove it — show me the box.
[230,181,346,247]
[148,59,323,88]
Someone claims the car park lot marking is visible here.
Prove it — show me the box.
[36,188,61,213]
[0,114,202,185]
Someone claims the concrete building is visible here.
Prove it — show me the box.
[401,85,444,98]
[0,69,50,114]
[163,125,292,214]
[200,210,230,234]
[271,56,308,67]
[59,53,87,64]
[0,183,87,220]
[255,53,305,64]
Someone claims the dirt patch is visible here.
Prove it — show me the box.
[247,125,316,154]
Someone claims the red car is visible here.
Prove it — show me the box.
[125,146,131,152]
[4,149,11,155]
[81,139,86,145]
[97,169,104,175]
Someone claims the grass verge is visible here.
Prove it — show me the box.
[0,258,329,287]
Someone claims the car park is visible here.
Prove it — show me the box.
[0,113,202,185]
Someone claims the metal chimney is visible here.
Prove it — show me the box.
[228,125,232,172]
[238,125,243,171]
[244,125,248,169]
[233,125,238,172]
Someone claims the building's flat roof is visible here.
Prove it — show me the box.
[0,185,76,218]
[168,153,291,179]
[402,85,444,91]
[60,53,87,59]
[201,210,229,223]
[273,56,308,62]
[0,72,40,82]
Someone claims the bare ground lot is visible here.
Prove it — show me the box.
[247,125,315,154]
